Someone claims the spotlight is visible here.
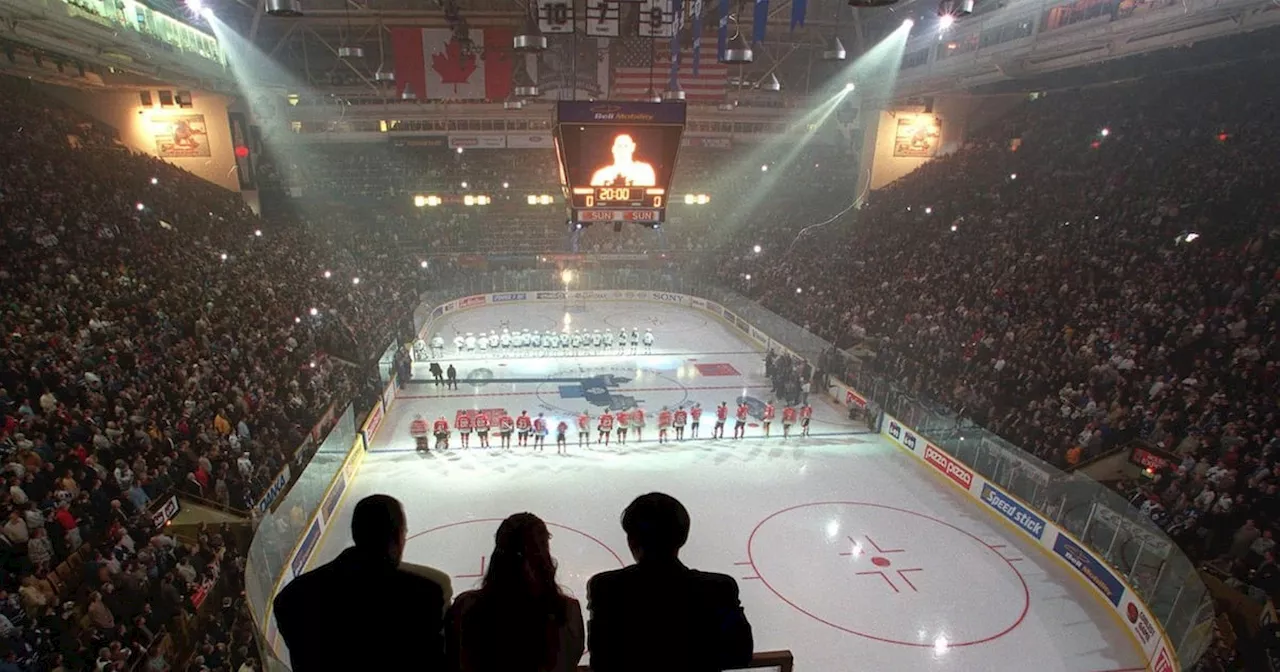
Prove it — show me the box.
[753,245,762,253]
[200,6,214,19]
[844,82,855,92]
[902,18,915,28]
[265,0,302,16]
[1100,128,1111,137]
[187,0,203,13]
[150,177,158,185]
[456,147,464,154]
[220,253,228,261]
[294,317,301,323]
[461,181,468,188]
[796,287,803,294]
[135,202,145,211]
[309,307,318,316]
[761,165,769,172]
[502,182,509,189]
[352,277,360,285]
[950,225,958,232]
[925,207,933,214]
[420,260,428,269]
[744,274,751,280]
[1009,173,1017,180]
[254,229,262,237]
[938,13,955,29]
[323,270,332,279]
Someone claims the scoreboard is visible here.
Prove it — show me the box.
[553,101,686,227]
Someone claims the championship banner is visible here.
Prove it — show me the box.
[639,0,677,37]
[585,0,621,36]
[537,0,575,34]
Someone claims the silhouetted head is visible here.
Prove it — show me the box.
[351,494,407,563]
[622,492,690,562]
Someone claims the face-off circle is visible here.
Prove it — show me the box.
[406,519,625,597]
[745,502,1029,648]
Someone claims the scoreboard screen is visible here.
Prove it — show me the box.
[554,101,686,226]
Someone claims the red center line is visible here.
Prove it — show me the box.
[399,384,774,400]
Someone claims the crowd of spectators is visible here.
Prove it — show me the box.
[720,64,1280,622]
[0,77,422,669]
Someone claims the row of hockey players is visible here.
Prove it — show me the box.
[416,327,655,358]
[409,401,814,454]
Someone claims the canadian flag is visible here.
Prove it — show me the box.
[389,27,514,101]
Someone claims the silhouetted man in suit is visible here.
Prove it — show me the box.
[273,494,447,671]
[587,493,753,672]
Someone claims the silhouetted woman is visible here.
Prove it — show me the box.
[446,512,585,672]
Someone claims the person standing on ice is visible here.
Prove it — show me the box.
[714,403,728,439]
[474,412,491,448]
[761,401,775,438]
[597,409,614,446]
[689,403,702,438]
[429,362,444,387]
[642,328,654,354]
[432,416,450,451]
[630,328,640,353]
[430,334,444,357]
[556,419,570,454]
[673,406,688,441]
[456,412,472,448]
[617,327,628,353]
[446,364,458,391]
[533,414,548,451]
[516,411,532,447]
[498,412,514,450]
[733,402,749,440]
[781,405,797,439]
[615,408,630,445]
[411,415,431,452]
[631,406,646,443]
[604,329,615,351]
[657,407,673,444]
[577,410,591,448]
[800,404,813,437]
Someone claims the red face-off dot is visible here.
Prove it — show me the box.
[871,556,891,567]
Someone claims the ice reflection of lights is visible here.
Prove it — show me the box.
[825,520,840,539]
[933,635,950,655]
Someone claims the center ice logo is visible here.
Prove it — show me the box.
[572,374,645,411]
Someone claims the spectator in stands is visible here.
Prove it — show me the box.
[587,493,752,672]
[446,512,584,672]
[273,494,447,671]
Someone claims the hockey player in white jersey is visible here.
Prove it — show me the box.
[488,330,499,349]
[546,331,559,355]
[603,329,615,351]
[570,330,583,353]
[500,328,511,349]
[559,330,571,349]
[464,332,477,351]
[590,330,602,353]
[618,327,628,353]
[477,332,489,351]
[454,334,465,352]
[630,328,640,353]
[430,335,445,357]
[643,328,655,354]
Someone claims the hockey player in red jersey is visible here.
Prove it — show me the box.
[782,405,798,438]
[556,419,569,454]
[631,406,646,442]
[577,410,590,447]
[598,409,614,446]
[673,406,688,441]
[410,415,430,452]
[533,413,548,451]
[516,411,532,447]
[615,408,630,445]
[474,411,491,448]
[762,401,776,437]
[800,404,813,437]
[498,412,514,449]
[734,402,749,439]
[657,407,673,444]
[431,415,449,451]
[456,411,473,448]
[714,402,728,439]
[690,403,703,438]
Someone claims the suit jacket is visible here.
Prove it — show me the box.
[587,559,752,672]
[273,547,447,671]
[445,590,584,672]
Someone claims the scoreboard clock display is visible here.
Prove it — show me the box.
[554,101,686,227]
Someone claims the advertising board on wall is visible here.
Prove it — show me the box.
[291,520,323,579]
[458,295,488,309]
[980,484,1046,540]
[362,402,384,445]
[256,465,291,513]
[1053,534,1125,606]
[492,293,527,302]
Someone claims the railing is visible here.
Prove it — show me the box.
[246,268,1211,670]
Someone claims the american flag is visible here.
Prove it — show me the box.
[611,37,728,102]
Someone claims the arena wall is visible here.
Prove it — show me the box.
[36,83,248,194]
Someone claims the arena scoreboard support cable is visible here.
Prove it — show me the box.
[553,101,686,228]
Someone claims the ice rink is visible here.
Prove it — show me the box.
[314,301,1146,671]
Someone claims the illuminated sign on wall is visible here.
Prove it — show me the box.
[893,114,941,158]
